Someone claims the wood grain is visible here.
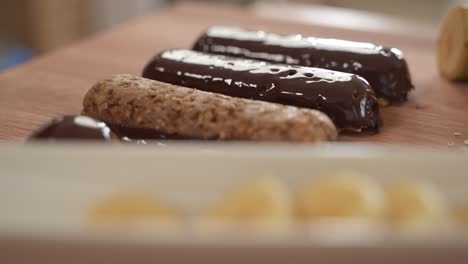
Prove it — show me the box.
[0,2,467,147]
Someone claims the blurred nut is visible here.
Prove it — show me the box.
[295,175,385,221]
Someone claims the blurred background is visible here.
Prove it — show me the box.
[0,0,464,71]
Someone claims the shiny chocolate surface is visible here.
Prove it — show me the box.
[30,116,198,143]
[30,116,112,141]
[192,26,413,102]
[142,49,380,132]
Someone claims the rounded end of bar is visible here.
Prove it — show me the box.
[192,33,211,53]
[312,111,339,142]
[376,47,414,102]
[348,76,382,134]
[141,54,161,80]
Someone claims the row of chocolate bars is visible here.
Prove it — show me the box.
[31,26,414,143]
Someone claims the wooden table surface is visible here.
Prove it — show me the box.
[0,2,467,147]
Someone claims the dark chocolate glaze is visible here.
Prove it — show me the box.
[142,49,381,132]
[30,116,199,143]
[192,26,413,102]
[30,116,112,141]
[109,124,197,142]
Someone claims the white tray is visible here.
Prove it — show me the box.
[1,143,468,264]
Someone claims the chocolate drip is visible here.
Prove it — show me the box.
[30,116,113,141]
[143,49,380,132]
[192,26,413,102]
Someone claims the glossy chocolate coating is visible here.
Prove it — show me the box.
[30,116,112,141]
[109,125,196,142]
[142,49,380,132]
[192,26,413,102]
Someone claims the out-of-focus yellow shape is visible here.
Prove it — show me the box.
[453,207,468,226]
[295,175,384,221]
[203,179,290,227]
[437,5,468,81]
[88,192,177,226]
[385,183,447,228]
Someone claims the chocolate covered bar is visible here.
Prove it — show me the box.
[142,49,380,132]
[192,26,414,102]
[82,74,337,142]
